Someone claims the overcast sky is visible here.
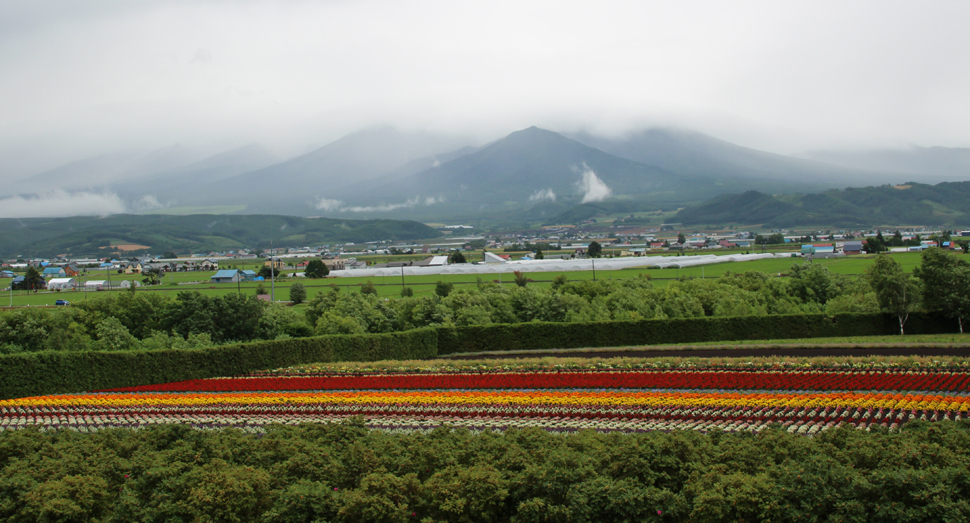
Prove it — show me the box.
[2,0,968,179]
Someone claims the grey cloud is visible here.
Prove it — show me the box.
[0,1,969,183]
[0,190,127,218]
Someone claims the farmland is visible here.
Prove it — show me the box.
[2,247,970,520]
[5,355,969,434]
[0,251,928,307]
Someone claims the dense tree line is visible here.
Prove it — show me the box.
[0,420,968,522]
[3,248,969,354]
[307,249,966,336]
[0,290,307,354]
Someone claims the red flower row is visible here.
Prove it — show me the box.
[104,370,970,393]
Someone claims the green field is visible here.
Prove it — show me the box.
[1,252,929,308]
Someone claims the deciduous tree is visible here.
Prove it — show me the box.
[914,248,970,332]
[305,260,329,278]
[866,255,920,334]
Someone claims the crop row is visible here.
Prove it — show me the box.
[4,385,968,434]
[109,368,970,393]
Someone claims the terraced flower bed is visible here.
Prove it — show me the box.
[3,357,969,434]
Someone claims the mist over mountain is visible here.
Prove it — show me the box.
[112,144,281,203]
[6,123,970,224]
[220,127,471,190]
[312,126,859,222]
[569,128,888,188]
[801,146,970,183]
[12,144,204,195]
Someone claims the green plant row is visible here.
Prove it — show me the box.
[436,312,956,355]
[0,329,437,399]
[0,313,957,399]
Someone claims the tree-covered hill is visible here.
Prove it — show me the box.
[674,182,970,227]
[0,214,440,258]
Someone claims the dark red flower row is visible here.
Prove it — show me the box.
[104,370,970,393]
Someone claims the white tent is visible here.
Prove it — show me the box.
[483,252,507,264]
[325,251,791,279]
[85,280,107,290]
[47,278,77,290]
[119,280,142,288]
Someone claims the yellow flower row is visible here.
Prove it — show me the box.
[4,390,969,412]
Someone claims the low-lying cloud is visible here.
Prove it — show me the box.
[129,194,165,212]
[0,190,127,218]
[529,188,556,202]
[315,195,442,213]
[578,163,612,203]
[314,198,343,211]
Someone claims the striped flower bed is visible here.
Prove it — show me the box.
[2,362,969,434]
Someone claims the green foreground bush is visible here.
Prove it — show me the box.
[0,312,957,399]
[1,420,969,522]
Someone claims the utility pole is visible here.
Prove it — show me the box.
[401,265,405,292]
[591,258,596,281]
[270,238,275,302]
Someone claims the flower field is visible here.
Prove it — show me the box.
[2,357,969,434]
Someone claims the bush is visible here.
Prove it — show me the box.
[361,281,378,296]
[0,329,438,399]
[2,421,970,522]
[289,283,307,305]
[436,313,956,355]
[1,312,957,399]
[434,281,454,297]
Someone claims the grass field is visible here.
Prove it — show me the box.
[0,251,932,308]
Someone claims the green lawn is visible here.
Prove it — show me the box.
[0,251,936,308]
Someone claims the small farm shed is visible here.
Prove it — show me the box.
[210,269,243,283]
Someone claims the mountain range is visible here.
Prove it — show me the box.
[0,214,439,259]
[674,182,970,228]
[8,125,969,224]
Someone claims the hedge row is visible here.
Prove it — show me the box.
[436,313,958,355]
[0,328,437,400]
[0,313,959,399]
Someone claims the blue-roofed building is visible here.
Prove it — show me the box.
[240,270,257,281]
[42,267,66,278]
[210,269,244,284]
